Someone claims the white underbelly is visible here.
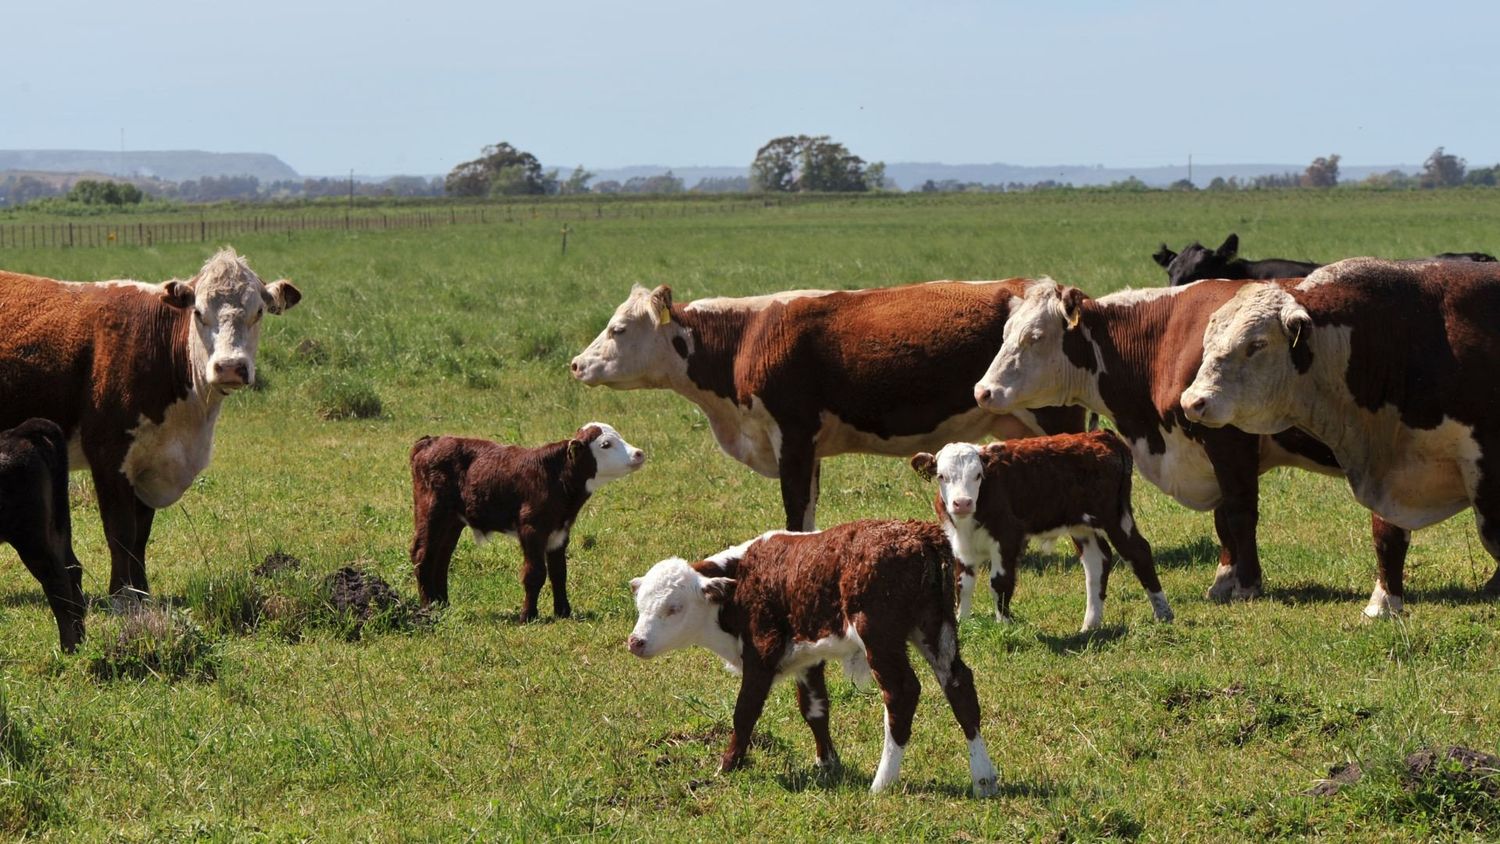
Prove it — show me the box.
[814,407,1040,459]
[1345,417,1479,531]
[1129,428,1222,511]
[776,624,871,685]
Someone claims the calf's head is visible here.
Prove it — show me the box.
[571,422,646,487]
[975,280,1089,414]
[1180,283,1310,433]
[164,248,301,394]
[571,284,692,389]
[627,557,734,658]
[911,442,1000,519]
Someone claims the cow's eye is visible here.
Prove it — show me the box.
[1246,339,1268,358]
[936,473,946,482]
[665,604,681,617]
[600,440,612,449]
[194,309,207,326]
[610,324,626,336]
[974,473,982,482]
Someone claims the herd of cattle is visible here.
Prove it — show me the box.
[0,236,1497,796]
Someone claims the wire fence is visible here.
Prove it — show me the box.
[0,198,793,250]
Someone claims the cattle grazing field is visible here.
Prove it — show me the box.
[0,190,1499,840]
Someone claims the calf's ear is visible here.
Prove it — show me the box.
[1217,233,1239,259]
[910,452,937,480]
[263,279,302,314]
[649,284,674,326]
[1062,286,1087,330]
[629,577,643,596]
[161,281,195,309]
[981,442,1007,469]
[701,576,735,604]
[1152,244,1176,268]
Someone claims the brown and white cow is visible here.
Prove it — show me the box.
[0,418,87,651]
[409,422,645,619]
[1181,258,1500,613]
[972,278,1411,610]
[627,520,999,796]
[910,433,1172,631]
[0,248,301,597]
[571,282,1085,531]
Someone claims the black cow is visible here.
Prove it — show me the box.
[1154,233,1497,287]
[0,419,86,652]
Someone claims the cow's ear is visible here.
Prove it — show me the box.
[701,576,735,604]
[262,279,302,314]
[1152,244,1176,268]
[981,442,1007,469]
[1217,233,1239,259]
[160,281,195,309]
[629,577,643,596]
[649,284,674,326]
[910,452,937,481]
[1062,286,1086,330]
[1281,302,1312,348]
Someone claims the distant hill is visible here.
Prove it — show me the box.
[0,150,299,182]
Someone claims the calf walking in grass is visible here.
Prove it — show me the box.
[627,520,1000,797]
[910,431,1172,631]
[409,422,644,619]
[0,418,87,652]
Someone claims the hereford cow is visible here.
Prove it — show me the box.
[972,278,1412,610]
[0,249,301,597]
[0,419,87,651]
[627,520,999,796]
[910,433,1172,630]
[1181,258,1500,614]
[570,282,1085,531]
[1153,232,1496,287]
[409,422,644,619]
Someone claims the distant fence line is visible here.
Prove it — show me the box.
[0,198,792,250]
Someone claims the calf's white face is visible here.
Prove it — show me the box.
[173,248,301,394]
[911,443,989,518]
[570,284,691,389]
[580,421,646,485]
[1181,284,1309,434]
[627,558,733,658]
[975,281,1075,413]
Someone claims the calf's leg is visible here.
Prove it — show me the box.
[911,617,998,798]
[991,539,1022,623]
[545,540,571,618]
[1078,534,1110,631]
[721,669,775,773]
[410,511,463,606]
[956,562,978,621]
[1102,511,1173,622]
[796,663,838,769]
[866,642,920,793]
[517,529,550,622]
[10,533,85,652]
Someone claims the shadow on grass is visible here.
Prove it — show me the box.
[1151,536,1219,571]
[1269,581,1369,607]
[0,590,53,609]
[776,764,1059,800]
[1038,626,1129,655]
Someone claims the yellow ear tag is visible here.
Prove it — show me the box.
[658,307,671,325]
[1291,322,1302,348]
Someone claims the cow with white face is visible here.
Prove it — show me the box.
[1182,258,1500,613]
[0,248,301,596]
[972,277,1416,614]
[628,521,1000,797]
[572,281,1086,531]
[912,433,1171,631]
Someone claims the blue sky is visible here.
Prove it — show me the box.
[6,0,1497,176]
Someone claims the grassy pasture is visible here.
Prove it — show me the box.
[0,190,1499,840]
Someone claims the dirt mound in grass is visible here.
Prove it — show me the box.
[254,550,302,577]
[325,566,404,620]
[1306,746,1500,797]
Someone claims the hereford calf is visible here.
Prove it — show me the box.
[0,419,86,651]
[910,431,1172,631]
[627,520,999,797]
[409,422,644,619]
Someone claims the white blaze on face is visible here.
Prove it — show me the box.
[185,248,300,394]
[570,285,688,389]
[627,558,732,660]
[1181,284,1308,433]
[581,422,646,490]
[930,443,986,518]
[976,281,1072,412]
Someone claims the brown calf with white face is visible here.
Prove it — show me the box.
[0,419,86,652]
[911,432,1172,631]
[409,422,644,620]
[627,520,999,797]
[571,281,1085,531]
[0,249,301,597]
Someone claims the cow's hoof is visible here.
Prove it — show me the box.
[814,751,841,772]
[1080,617,1102,633]
[1230,584,1262,602]
[109,588,151,614]
[1483,573,1500,598]
[973,775,1000,799]
[995,612,1014,625]
[1362,597,1404,619]
[1206,567,1237,603]
[1149,592,1174,622]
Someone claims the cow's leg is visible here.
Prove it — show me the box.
[911,616,998,797]
[721,669,774,773]
[777,430,818,531]
[956,562,978,621]
[1078,534,1110,631]
[795,663,838,769]
[1204,435,1263,601]
[991,541,1019,623]
[1364,514,1410,618]
[1468,451,1500,597]
[9,532,86,653]
[866,640,920,793]
[1103,511,1173,622]
[410,511,463,606]
[517,528,550,622]
[545,537,571,618]
[91,468,150,600]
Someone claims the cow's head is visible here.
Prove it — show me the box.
[1181,283,1310,433]
[165,248,301,394]
[570,284,691,389]
[1157,234,1238,286]
[975,280,1089,414]
[570,421,646,489]
[626,557,733,658]
[911,442,998,519]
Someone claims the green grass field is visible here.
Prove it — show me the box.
[1,190,1499,841]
